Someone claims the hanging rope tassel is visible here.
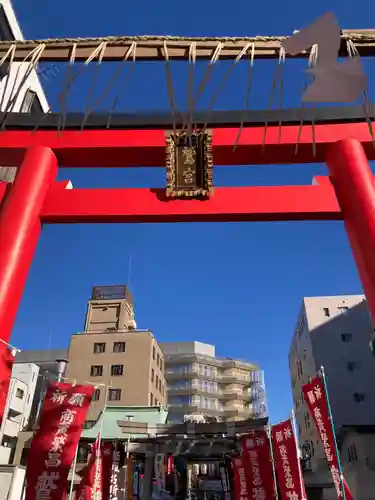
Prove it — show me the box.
[164,41,178,141]
[262,46,286,153]
[233,43,255,152]
[106,42,137,129]
[346,38,375,148]
[295,44,318,157]
[203,42,252,130]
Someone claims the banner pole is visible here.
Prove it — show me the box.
[290,410,306,500]
[95,384,109,500]
[320,366,346,500]
[68,446,79,500]
[266,426,279,500]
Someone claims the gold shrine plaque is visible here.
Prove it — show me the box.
[165,130,213,198]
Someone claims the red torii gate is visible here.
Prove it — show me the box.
[0,118,375,353]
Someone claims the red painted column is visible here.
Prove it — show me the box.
[0,146,58,346]
[326,138,375,319]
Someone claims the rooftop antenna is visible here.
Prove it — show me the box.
[127,254,132,287]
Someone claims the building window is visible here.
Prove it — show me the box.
[93,343,106,354]
[323,307,330,317]
[338,306,349,313]
[90,365,103,377]
[113,342,125,353]
[341,333,353,342]
[156,374,159,388]
[150,393,153,406]
[111,365,124,376]
[83,420,96,429]
[16,388,24,399]
[353,392,366,403]
[108,389,121,401]
[153,346,156,360]
[348,444,358,462]
[20,89,43,113]
[159,379,162,392]
[160,359,163,372]
[155,398,158,405]
[151,369,154,382]
[92,388,101,401]
[77,445,90,463]
[157,353,160,366]
[347,361,358,372]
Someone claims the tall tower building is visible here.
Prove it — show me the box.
[289,295,375,472]
[67,285,166,422]
[161,341,267,423]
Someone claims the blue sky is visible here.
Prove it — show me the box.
[10,0,375,422]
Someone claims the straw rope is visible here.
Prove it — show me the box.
[0,32,372,45]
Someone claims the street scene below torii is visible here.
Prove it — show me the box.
[0,3,375,500]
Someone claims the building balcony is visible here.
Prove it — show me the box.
[3,418,21,438]
[218,373,250,384]
[164,354,258,372]
[221,389,248,401]
[167,403,224,416]
[222,406,253,418]
[168,385,222,397]
[165,370,218,381]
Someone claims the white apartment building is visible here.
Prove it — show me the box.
[161,341,267,423]
[0,362,39,464]
[289,295,375,500]
[0,0,49,182]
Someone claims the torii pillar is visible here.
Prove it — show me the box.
[326,138,375,321]
[0,147,58,349]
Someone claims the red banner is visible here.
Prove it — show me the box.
[101,442,114,500]
[76,436,101,500]
[232,456,249,500]
[241,430,276,500]
[271,419,306,500]
[25,382,94,500]
[302,377,353,500]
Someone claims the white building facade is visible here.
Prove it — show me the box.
[0,0,49,182]
[162,341,267,423]
[289,295,375,500]
[0,362,39,464]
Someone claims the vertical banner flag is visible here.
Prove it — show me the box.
[271,419,306,500]
[76,436,101,500]
[232,457,249,500]
[102,442,114,500]
[25,382,94,500]
[302,376,353,500]
[241,430,276,500]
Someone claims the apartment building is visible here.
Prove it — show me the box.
[0,362,39,464]
[0,0,49,183]
[161,341,267,423]
[67,285,166,422]
[289,295,375,475]
[14,348,67,428]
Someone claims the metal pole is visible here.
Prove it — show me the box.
[266,426,279,500]
[290,411,306,500]
[94,384,108,500]
[320,366,347,500]
[68,445,79,500]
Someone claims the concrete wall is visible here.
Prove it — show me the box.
[161,342,216,357]
[67,330,166,421]
[289,295,375,472]
[0,465,26,500]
